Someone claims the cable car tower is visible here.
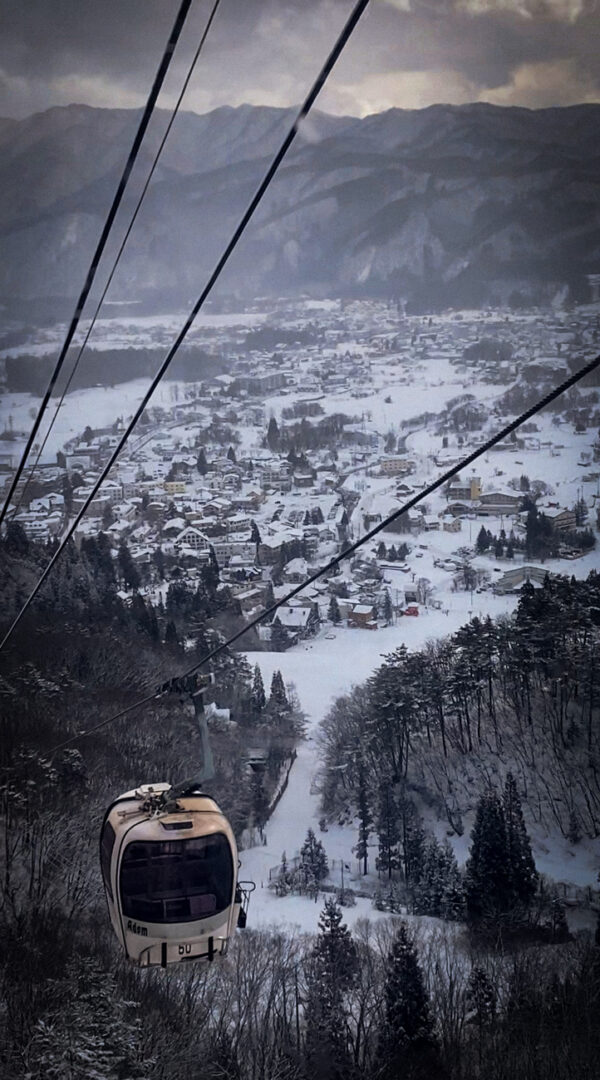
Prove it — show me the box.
[99,675,254,967]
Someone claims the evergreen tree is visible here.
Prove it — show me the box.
[376,783,401,880]
[203,548,220,592]
[227,445,237,464]
[196,447,208,475]
[402,801,426,887]
[354,764,372,875]
[546,892,570,942]
[118,539,140,590]
[439,839,466,920]
[465,790,511,923]
[101,503,114,530]
[267,416,280,452]
[476,525,490,553]
[250,519,262,549]
[96,531,115,587]
[263,579,276,612]
[304,899,358,1080]
[270,617,291,652]
[131,593,158,641]
[164,619,181,652]
[383,588,393,625]
[251,664,266,715]
[327,594,341,625]
[269,669,289,711]
[376,923,436,1080]
[467,963,496,1071]
[377,541,387,558]
[300,827,329,882]
[414,835,465,920]
[503,773,537,908]
[153,546,165,580]
[3,521,30,557]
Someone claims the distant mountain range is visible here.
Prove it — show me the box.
[1,101,599,315]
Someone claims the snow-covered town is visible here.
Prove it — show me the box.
[2,297,600,933]
[3,299,600,627]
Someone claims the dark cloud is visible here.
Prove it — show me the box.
[0,0,599,119]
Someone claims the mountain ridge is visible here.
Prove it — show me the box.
[2,101,599,312]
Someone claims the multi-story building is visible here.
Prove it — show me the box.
[446,476,482,502]
[379,457,415,477]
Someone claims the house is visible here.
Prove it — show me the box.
[65,451,94,471]
[493,565,555,595]
[283,557,309,584]
[163,479,187,495]
[163,517,188,536]
[379,457,415,477]
[174,526,211,552]
[260,462,292,491]
[544,507,577,532]
[446,476,481,502]
[442,515,462,533]
[423,515,440,531]
[212,539,256,566]
[348,604,377,629]
[234,584,262,610]
[475,491,522,516]
[293,471,314,488]
[17,516,50,541]
[275,602,319,640]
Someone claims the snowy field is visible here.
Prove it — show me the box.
[0,379,206,462]
[0,308,269,359]
[263,354,507,437]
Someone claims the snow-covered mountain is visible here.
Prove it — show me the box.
[1,101,599,310]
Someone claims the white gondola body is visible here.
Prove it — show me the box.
[100,784,241,967]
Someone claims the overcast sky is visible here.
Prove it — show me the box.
[1,0,599,120]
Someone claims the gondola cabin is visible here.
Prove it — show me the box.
[100,782,242,967]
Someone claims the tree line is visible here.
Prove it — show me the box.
[4,345,223,395]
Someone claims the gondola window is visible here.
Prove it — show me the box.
[120,834,234,924]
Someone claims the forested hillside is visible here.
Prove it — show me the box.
[320,573,600,843]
